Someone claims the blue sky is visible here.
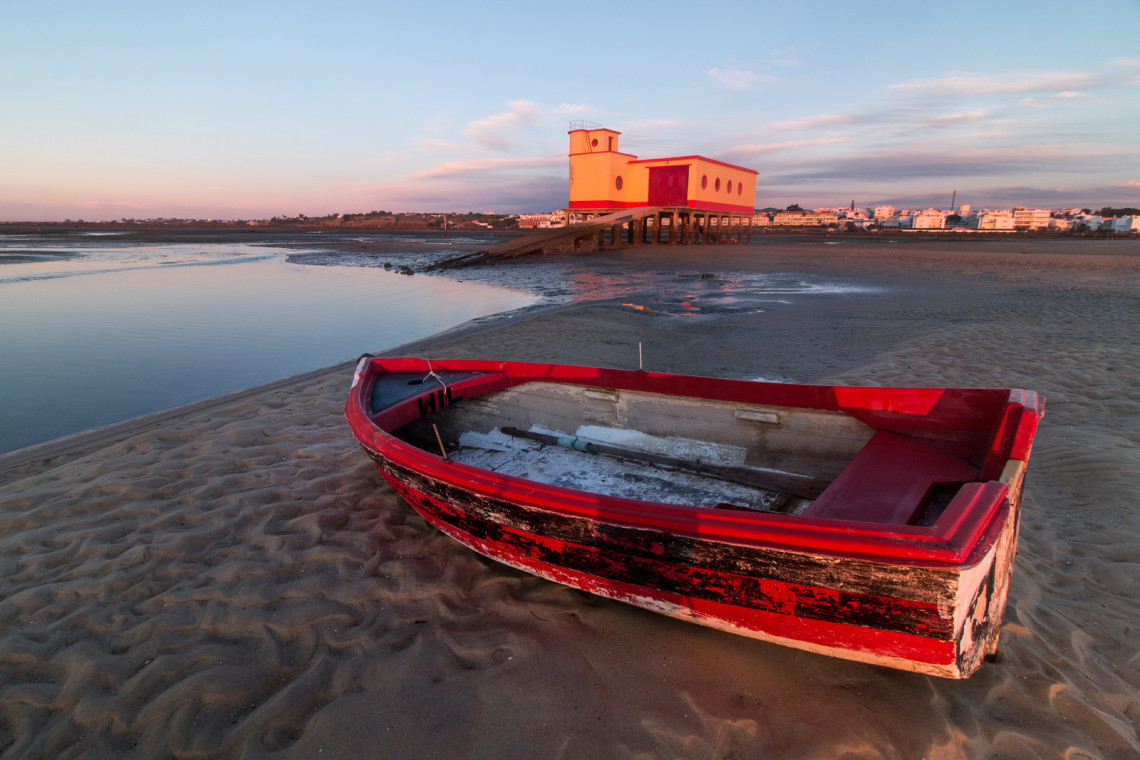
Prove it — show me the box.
[2,0,1138,221]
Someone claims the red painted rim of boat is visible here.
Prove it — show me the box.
[346,358,1042,568]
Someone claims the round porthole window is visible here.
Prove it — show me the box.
[738,184,743,195]
[591,138,598,147]
[615,175,623,190]
[701,175,708,189]
[727,181,733,193]
[715,178,721,191]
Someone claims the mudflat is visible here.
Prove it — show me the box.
[2,237,1137,759]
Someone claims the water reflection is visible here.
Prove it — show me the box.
[301,246,876,317]
[0,242,277,283]
[0,249,535,454]
[555,265,875,316]
[0,230,876,454]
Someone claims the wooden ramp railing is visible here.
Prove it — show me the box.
[426,207,754,271]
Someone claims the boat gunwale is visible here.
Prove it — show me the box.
[346,357,1042,568]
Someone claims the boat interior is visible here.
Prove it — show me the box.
[386,375,992,526]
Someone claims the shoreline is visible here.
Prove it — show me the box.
[0,230,543,458]
[2,239,1138,758]
[0,295,571,486]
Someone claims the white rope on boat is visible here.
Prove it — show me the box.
[421,358,446,388]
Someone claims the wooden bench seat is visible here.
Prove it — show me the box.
[803,430,979,525]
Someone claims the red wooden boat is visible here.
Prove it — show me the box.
[345,357,1043,678]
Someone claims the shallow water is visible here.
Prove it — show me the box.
[0,235,536,454]
[1,229,876,455]
[290,246,877,316]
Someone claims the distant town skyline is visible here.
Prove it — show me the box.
[2,0,1138,222]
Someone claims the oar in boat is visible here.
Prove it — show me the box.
[499,427,826,499]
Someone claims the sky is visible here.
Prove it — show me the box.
[2,0,1139,221]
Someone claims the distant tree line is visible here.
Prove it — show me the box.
[264,211,520,230]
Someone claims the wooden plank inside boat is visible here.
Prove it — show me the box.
[499,426,826,499]
[404,381,875,484]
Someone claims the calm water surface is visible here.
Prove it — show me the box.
[0,233,536,454]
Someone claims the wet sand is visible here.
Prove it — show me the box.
[1,238,1138,759]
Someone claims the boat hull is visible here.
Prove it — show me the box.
[346,358,1042,678]
[366,451,1025,678]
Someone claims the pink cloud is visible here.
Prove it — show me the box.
[464,101,540,150]
[708,67,777,92]
[888,69,1108,98]
[773,113,856,130]
[727,137,848,155]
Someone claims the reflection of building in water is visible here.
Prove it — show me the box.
[568,123,756,214]
[564,268,659,302]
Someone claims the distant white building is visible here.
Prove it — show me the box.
[1011,207,1052,230]
[1048,218,1075,232]
[518,211,567,229]
[1111,216,1140,233]
[964,211,1015,230]
[910,209,946,229]
[872,205,895,219]
[771,210,838,227]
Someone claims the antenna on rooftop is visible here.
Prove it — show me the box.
[950,190,957,212]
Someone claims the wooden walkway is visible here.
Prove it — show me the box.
[427,206,754,270]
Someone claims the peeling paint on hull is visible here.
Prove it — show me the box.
[346,358,1044,679]
[378,457,1004,677]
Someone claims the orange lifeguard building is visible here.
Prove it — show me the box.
[434,124,761,264]
[568,123,757,214]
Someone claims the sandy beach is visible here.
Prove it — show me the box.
[1,237,1138,759]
